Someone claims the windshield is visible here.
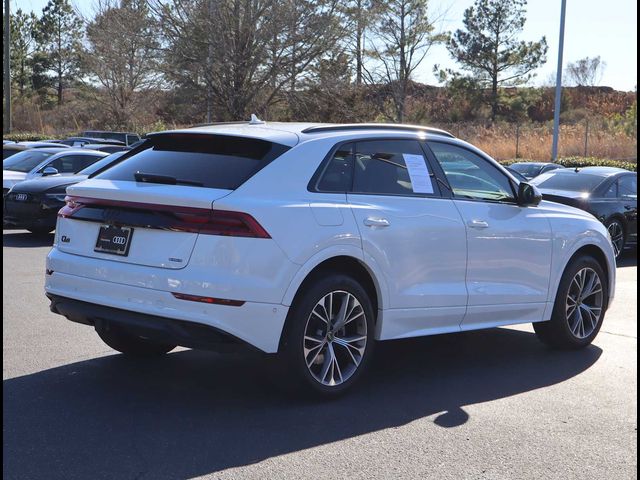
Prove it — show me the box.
[3,150,54,173]
[510,163,544,177]
[3,149,23,160]
[77,151,127,175]
[532,172,606,192]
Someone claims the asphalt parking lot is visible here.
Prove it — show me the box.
[3,229,637,480]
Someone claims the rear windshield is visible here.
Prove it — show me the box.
[96,134,290,189]
[533,172,606,192]
[3,150,54,172]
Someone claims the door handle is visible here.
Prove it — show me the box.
[467,219,489,229]
[364,217,390,227]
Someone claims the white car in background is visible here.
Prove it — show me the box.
[3,148,108,195]
[45,120,616,396]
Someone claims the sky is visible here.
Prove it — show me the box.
[10,0,638,92]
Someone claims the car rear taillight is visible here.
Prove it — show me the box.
[58,196,85,217]
[171,210,270,238]
[58,196,271,238]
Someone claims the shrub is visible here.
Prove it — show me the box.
[499,156,637,172]
[555,156,637,172]
[2,133,59,142]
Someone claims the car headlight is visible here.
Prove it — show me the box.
[45,193,68,202]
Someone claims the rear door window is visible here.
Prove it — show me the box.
[97,134,290,190]
[351,140,436,196]
[46,154,102,173]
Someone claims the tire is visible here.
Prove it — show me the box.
[280,273,375,397]
[95,322,176,357]
[605,217,626,259]
[534,255,608,349]
[27,227,54,235]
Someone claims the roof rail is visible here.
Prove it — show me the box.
[300,123,455,138]
[190,121,250,128]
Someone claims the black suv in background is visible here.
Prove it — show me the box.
[82,130,141,146]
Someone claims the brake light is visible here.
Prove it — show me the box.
[171,210,270,237]
[57,196,270,238]
[58,196,85,217]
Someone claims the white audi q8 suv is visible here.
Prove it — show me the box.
[45,120,616,395]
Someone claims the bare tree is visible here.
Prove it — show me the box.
[153,0,344,121]
[365,0,445,123]
[566,56,606,87]
[82,0,161,128]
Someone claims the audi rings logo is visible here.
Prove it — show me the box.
[15,193,28,201]
[112,236,127,245]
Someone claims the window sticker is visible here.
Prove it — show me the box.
[403,154,434,194]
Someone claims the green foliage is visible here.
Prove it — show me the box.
[445,0,548,121]
[143,120,168,134]
[499,87,542,121]
[37,0,84,105]
[500,157,637,172]
[9,9,39,97]
[606,101,637,137]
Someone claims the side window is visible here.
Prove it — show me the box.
[47,155,93,174]
[75,155,100,171]
[352,140,435,196]
[429,142,515,202]
[127,134,140,145]
[316,143,354,192]
[604,181,618,198]
[619,175,637,200]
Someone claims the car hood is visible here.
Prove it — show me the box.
[3,171,28,190]
[9,175,89,193]
[3,170,28,181]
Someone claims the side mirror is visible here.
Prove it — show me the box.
[517,182,542,207]
[42,167,59,176]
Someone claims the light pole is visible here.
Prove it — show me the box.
[4,0,11,134]
[551,0,567,161]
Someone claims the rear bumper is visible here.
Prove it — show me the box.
[47,293,258,352]
[4,197,61,230]
[45,271,289,353]
[3,214,57,230]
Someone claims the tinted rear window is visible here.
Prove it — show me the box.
[96,134,290,189]
[533,172,607,191]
